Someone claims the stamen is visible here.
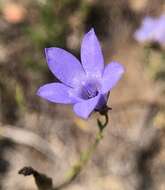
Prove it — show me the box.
[80,81,99,100]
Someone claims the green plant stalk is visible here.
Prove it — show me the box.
[18,114,109,190]
[53,115,108,190]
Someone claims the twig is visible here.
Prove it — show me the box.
[0,124,57,162]
[19,167,53,190]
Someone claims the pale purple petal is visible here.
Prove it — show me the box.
[134,15,165,45]
[73,94,101,119]
[134,17,157,43]
[37,82,73,104]
[154,15,165,44]
[101,62,124,93]
[45,48,85,87]
[81,28,104,77]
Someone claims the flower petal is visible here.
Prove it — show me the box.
[37,82,73,104]
[101,62,124,93]
[81,28,104,77]
[73,94,101,119]
[45,48,85,87]
[134,17,157,43]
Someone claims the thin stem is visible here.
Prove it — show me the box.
[53,114,109,190]
[18,114,109,190]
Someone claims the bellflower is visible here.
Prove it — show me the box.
[37,28,124,119]
[134,14,165,46]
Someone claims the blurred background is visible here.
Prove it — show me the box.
[0,0,165,190]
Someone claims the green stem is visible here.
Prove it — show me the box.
[53,114,108,190]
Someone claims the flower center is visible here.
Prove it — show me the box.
[80,81,99,100]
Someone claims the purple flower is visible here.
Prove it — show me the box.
[134,14,165,46]
[37,28,124,119]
